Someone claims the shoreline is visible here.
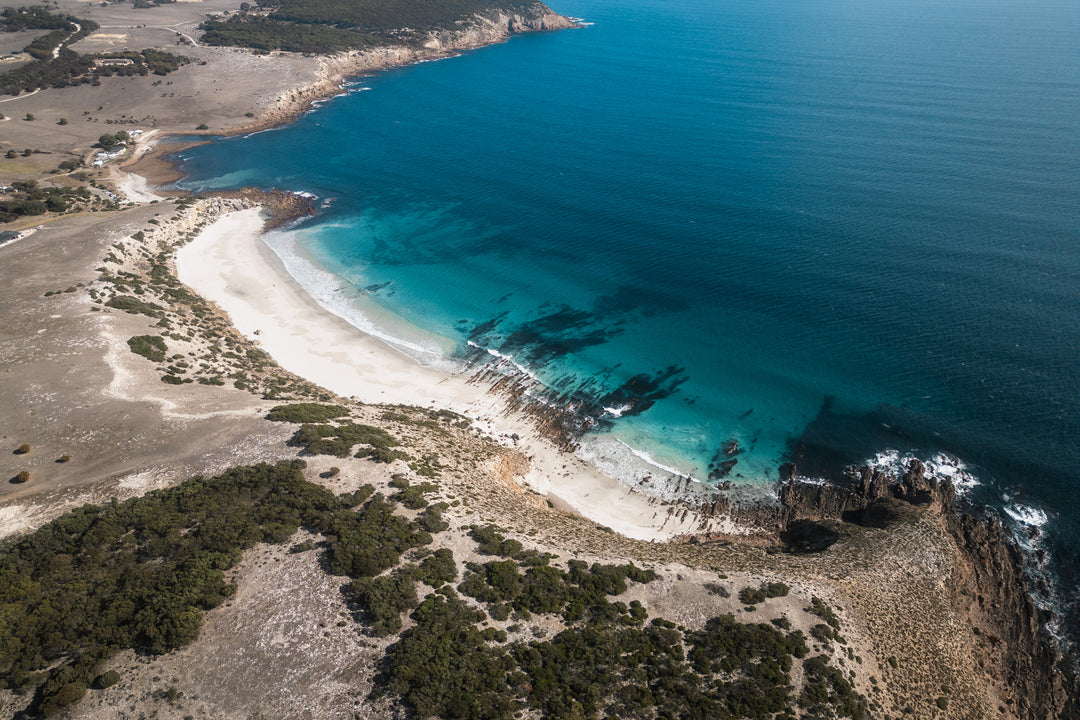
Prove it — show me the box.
[174,205,753,543]
[120,18,583,189]
[2,4,1073,712]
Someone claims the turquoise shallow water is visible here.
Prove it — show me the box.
[176,0,1080,637]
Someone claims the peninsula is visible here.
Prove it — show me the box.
[0,1,1075,718]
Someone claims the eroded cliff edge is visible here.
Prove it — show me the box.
[776,461,1078,720]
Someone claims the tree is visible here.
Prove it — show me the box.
[97,133,118,150]
[24,113,34,121]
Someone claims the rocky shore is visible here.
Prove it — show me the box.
[774,461,1079,720]
[416,326,1080,718]
[212,4,579,142]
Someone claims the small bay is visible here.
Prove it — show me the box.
[176,0,1080,637]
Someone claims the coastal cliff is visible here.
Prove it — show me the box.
[423,2,578,50]
[224,2,578,137]
[776,461,1079,720]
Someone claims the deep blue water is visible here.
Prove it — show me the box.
[176,0,1080,636]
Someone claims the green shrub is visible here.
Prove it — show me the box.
[469,525,523,558]
[764,582,790,598]
[347,567,420,636]
[390,478,435,509]
[417,549,456,586]
[127,335,167,362]
[738,586,766,605]
[382,593,516,720]
[324,494,432,578]
[94,670,121,689]
[0,460,342,713]
[39,681,86,716]
[417,506,449,533]
[265,403,349,423]
[289,539,315,553]
[806,596,842,630]
[105,295,163,317]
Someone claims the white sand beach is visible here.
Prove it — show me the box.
[175,208,735,542]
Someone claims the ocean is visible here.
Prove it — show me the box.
[174,0,1080,639]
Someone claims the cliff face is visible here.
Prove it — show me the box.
[422,2,578,50]
[776,461,1078,720]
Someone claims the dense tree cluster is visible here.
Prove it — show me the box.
[0,461,440,717]
[738,581,790,606]
[0,453,869,719]
[0,47,188,96]
[0,180,92,222]
[0,462,323,714]
[105,295,165,318]
[127,334,168,362]
[323,492,431,578]
[1,9,187,99]
[459,557,656,622]
[380,573,864,720]
[262,0,535,33]
[266,402,351,423]
[199,16,375,54]
[199,0,539,52]
[306,421,408,461]
[267,405,407,460]
[389,474,437,509]
[1,7,75,31]
[382,591,520,719]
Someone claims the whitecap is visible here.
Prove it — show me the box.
[602,403,632,418]
[858,448,979,495]
[465,340,539,381]
[1004,503,1049,528]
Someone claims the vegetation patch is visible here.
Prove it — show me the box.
[0,180,97,222]
[739,581,790,605]
[378,583,858,720]
[0,454,869,719]
[0,13,189,99]
[199,0,541,52]
[806,596,842,630]
[324,493,432,578]
[106,295,165,317]
[286,420,409,462]
[0,462,323,713]
[0,461,452,716]
[266,402,350,424]
[127,334,167,362]
[389,475,436,509]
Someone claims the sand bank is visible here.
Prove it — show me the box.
[175,209,738,542]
